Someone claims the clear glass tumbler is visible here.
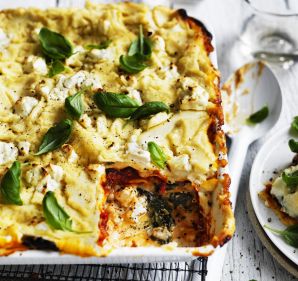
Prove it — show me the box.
[239,0,298,65]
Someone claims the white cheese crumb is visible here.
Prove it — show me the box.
[115,187,137,208]
[17,141,31,155]
[131,196,147,222]
[89,48,114,61]
[79,114,92,129]
[0,28,10,51]
[62,144,79,163]
[180,85,209,110]
[147,112,169,129]
[66,45,85,66]
[63,71,86,89]
[0,141,18,165]
[24,55,48,75]
[46,177,60,192]
[49,164,64,182]
[126,133,151,167]
[167,155,191,179]
[49,71,102,101]
[153,35,166,52]
[31,27,41,42]
[14,96,39,117]
[127,88,142,104]
[86,164,105,181]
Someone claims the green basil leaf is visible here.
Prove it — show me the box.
[39,27,73,60]
[65,91,84,120]
[291,116,298,134]
[289,139,298,153]
[130,101,169,120]
[265,224,298,248]
[85,40,111,50]
[247,106,269,124]
[35,119,73,155]
[94,92,140,118]
[42,191,73,231]
[0,161,22,205]
[48,60,65,77]
[128,25,152,60]
[119,54,148,74]
[148,141,167,169]
[282,170,298,188]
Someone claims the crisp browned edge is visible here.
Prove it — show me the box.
[175,8,235,249]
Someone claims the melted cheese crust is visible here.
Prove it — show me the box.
[0,2,234,256]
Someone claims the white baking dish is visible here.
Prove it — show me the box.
[0,2,233,265]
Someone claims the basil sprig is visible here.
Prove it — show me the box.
[282,170,298,189]
[265,224,298,248]
[42,191,74,231]
[148,141,167,169]
[289,139,298,153]
[247,106,269,124]
[35,119,73,155]
[39,27,73,60]
[291,116,298,134]
[131,101,169,120]
[0,161,22,205]
[94,92,140,118]
[119,25,152,74]
[48,60,65,78]
[128,25,152,60]
[85,40,111,50]
[65,91,84,120]
[39,27,73,77]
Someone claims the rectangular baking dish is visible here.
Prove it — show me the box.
[0,1,234,264]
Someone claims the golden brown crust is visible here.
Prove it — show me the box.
[175,9,213,53]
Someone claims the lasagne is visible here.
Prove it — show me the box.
[0,2,235,257]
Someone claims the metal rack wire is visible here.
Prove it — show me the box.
[0,258,207,281]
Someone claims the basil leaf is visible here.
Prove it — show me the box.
[94,92,140,118]
[289,139,298,153]
[48,60,65,77]
[265,224,298,248]
[65,91,84,120]
[130,101,169,120]
[247,106,269,124]
[148,141,167,169]
[119,25,152,74]
[291,116,298,134]
[128,26,152,60]
[42,191,73,231]
[119,54,147,74]
[85,40,111,50]
[39,27,73,60]
[35,119,73,155]
[0,161,22,205]
[282,170,298,192]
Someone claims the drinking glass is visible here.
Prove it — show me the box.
[239,0,298,66]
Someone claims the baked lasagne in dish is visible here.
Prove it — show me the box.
[0,2,235,257]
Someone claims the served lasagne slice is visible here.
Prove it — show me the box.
[0,2,235,257]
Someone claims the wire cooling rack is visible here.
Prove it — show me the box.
[0,258,207,281]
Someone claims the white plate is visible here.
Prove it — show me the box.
[250,127,298,265]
